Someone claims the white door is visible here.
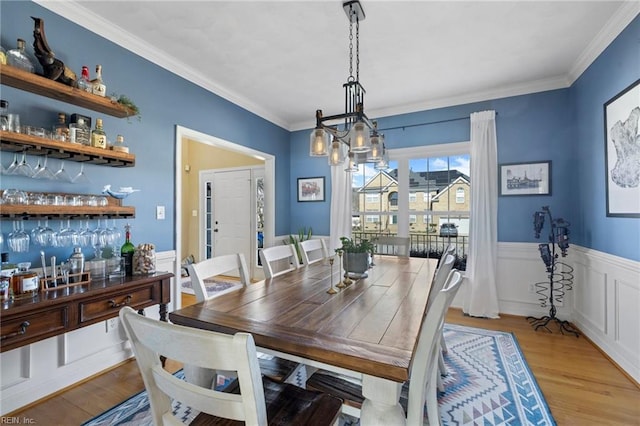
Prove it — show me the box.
[200,168,253,277]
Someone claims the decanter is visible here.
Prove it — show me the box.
[6,39,35,73]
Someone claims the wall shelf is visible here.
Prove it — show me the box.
[0,131,135,167]
[0,65,135,118]
[0,191,135,219]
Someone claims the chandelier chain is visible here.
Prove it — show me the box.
[356,15,360,81]
[348,16,354,81]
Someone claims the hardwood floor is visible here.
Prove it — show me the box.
[7,296,639,425]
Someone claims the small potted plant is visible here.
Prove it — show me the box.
[337,236,375,277]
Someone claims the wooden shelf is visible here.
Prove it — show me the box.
[0,131,135,167]
[0,191,135,219]
[0,65,136,118]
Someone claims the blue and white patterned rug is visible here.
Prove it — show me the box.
[82,324,555,426]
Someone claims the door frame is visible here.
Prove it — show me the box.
[175,125,275,308]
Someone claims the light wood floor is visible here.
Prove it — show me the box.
[8,293,640,425]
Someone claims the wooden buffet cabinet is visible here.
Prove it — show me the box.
[0,272,173,353]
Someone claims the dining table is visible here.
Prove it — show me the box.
[169,255,437,425]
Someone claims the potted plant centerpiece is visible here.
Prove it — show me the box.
[337,236,375,278]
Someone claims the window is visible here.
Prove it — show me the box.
[423,193,431,202]
[423,215,431,224]
[366,193,380,203]
[456,188,465,204]
[365,215,379,223]
[389,192,398,207]
[409,192,417,202]
[409,215,417,224]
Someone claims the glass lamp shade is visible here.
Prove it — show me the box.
[374,147,390,171]
[347,121,371,153]
[309,128,329,156]
[367,134,382,162]
[328,140,346,166]
[345,151,359,172]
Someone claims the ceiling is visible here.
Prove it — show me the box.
[38,1,638,131]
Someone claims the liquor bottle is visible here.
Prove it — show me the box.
[76,66,92,93]
[70,114,91,145]
[121,224,135,277]
[112,134,129,153]
[6,39,35,73]
[90,118,107,149]
[53,112,70,142]
[91,64,106,97]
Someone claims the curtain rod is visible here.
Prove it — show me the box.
[378,112,497,132]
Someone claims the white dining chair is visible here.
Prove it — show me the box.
[374,236,410,257]
[187,253,300,384]
[186,253,249,302]
[299,238,329,266]
[259,244,299,278]
[306,270,464,425]
[119,306,342,426]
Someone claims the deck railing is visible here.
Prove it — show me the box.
[352,231,468,270]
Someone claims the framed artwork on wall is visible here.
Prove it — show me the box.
[297,177,325,202]
[499,161,551,196]
[604,78,640,217]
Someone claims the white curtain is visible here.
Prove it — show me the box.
[463,110,500,318]
[329,165,352,253]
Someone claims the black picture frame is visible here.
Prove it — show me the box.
[297,177,325,202]
[604,78,640,217]
[499,161,551,196]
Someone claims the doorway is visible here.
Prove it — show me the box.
[175,126,275,308]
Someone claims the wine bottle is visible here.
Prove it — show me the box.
[91,118,107,149]
[121,224,135,277]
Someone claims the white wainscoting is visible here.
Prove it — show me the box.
[0,250,176,415]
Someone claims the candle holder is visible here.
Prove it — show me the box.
[335,250,346,289]
[327,256,337,294]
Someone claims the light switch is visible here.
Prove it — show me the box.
[192,209,198,217]
[156,205,165,220]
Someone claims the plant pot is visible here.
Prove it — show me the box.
[343,252,369,277]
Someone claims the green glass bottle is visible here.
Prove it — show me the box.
[120,224,135,276]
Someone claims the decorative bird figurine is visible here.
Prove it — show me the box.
[32,17,77,86]
[102,185,140,200]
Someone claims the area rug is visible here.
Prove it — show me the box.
[82,325,555,426]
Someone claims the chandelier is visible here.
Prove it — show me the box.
[309,0,389,172]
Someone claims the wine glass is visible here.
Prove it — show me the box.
[8,221,30,253]
[3,153,19,175]
[32,155,55,180]
[72,163,91,184]
[35,219,56,247]
[53,160,73,183]
[12,150,34,177]
[78,220,93,247]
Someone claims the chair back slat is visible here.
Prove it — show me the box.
[259,244,299,278]
[426,254,455,311]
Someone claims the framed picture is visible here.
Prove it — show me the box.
[297,177,325,202]
[499,161,551,196]
[604,79,640,217]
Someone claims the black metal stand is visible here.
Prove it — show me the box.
[526,206,579,338]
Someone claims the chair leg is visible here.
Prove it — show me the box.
[440,334,448,354]
[426,363,442,426]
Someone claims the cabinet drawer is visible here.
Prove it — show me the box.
[0,306,68,349]
[79,283,159,325]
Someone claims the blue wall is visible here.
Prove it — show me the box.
[291,90,575,245]
[1,1,290,265]
[571,16,640,261]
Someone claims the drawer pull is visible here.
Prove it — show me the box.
[1,321,31,341]
[108,295,132,308]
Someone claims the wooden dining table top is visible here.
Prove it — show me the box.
[169,256,436,383]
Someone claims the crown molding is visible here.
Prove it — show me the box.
[290,75,570,131]
[34,0,290,130]
[569,1,640,84]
